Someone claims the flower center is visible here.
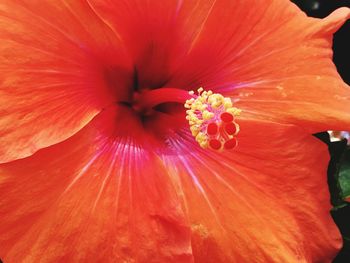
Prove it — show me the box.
[126,87,241,151]
[133,88,190,112]
[185,88,241,150]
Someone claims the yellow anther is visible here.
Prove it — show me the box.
[202,110,214,120]
[227,107,242,116]
[195,132,207,144]
[199,141,209,148]
[223,98,233,109]
[184,88,241,150]
[190,125,200,136]
[208,94,224,108]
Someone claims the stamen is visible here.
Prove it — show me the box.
[184,88,241,151]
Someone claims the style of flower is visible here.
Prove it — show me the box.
[0,1,350,262]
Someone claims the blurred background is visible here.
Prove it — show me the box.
[293,1,350,262]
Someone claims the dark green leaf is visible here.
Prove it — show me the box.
[338,148,350,200]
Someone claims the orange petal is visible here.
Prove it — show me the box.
[165,1,350,132]
[86,0,218,89]
[163,119,341,262]
[1,112,341,262]
[0,0,132,163]
[230,7,350,133]
[0,107,193,263]
[0,1,345,262]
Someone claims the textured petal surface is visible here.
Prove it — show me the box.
[0,0,132,162]
[0,0,347,262]
[169,0,350,132]
[226,7,350,132]
[87,0,218,89]
[163,119,341,262]
[2,0,349,162]
[0,106,341,262]
[0,107,193,263]
[107,0,350,132]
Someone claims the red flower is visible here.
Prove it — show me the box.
[0,1,350,262]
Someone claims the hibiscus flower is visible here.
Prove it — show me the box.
[0,0,350,262]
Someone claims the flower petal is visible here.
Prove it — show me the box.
[0,107,341,262]
[230,7,350,133]
[163,119,341,262]
[0,0,132,163]
[0,107,193,263]
[86,0,218,89]
[164,1,350,132]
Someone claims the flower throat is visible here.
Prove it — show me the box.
[132,87,241,151]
